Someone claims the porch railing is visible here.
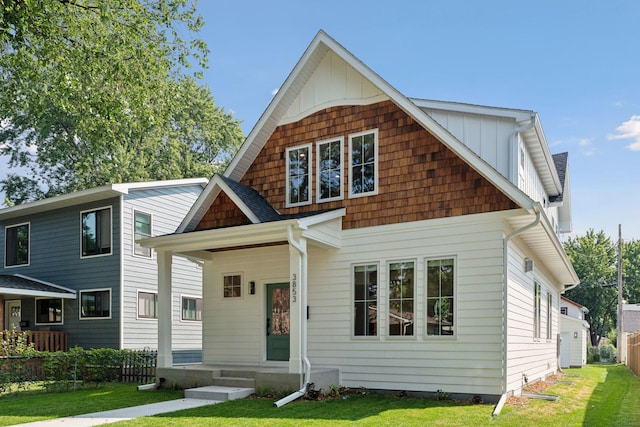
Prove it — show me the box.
[1,330,69,354]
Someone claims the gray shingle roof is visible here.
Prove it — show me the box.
[550,152,568,203]
[0,274,76,297]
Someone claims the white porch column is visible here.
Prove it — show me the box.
[157,249,173,368]
[288,230,307,375]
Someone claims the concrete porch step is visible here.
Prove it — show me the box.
[213,376,256,388]
[185,385,255,401]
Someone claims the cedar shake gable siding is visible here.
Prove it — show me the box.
[196,100,518,231]
[196,191,252,230]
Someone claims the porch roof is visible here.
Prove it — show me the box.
[141,208,346,258]
[0,274,77,299]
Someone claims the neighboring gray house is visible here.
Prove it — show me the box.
[621,303,640,364]
[0,179,206,363]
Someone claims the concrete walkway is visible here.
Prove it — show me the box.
[12,398,222,427]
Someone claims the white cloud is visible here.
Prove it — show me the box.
[608,115,640,151]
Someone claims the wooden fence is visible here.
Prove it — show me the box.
[119,350,157,383]
[1,330,68,354]
[628,330,640,377]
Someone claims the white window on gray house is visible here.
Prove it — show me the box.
[138,291,158,319]
[533,281,541,339]
[286,144,312,207]
[353,263,378,337]
[182,296,202,321]
[80,289,111,319]
[547,293,553,340]
[134,211,152,257]
[426,258,455,336]
[81,207,112,257]
[35,298,63,324]
[349,129,378,197]
[316,137,343,202]
[223,274,242,298]
[388,261,415,336]
[5,222,29,267]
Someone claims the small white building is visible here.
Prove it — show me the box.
[559,296,589,368]
[621,303,640,364]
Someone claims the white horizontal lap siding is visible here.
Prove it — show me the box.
[307,212,508,396]
[202,246,290,365]
[506,240,558,393]
[121,186,203,351]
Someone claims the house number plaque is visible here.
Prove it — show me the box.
[291,273,297,303]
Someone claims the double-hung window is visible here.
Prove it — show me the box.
[533,281,541,339]
[133,211,152,257]
[182,296,202,321]
[35,298,63,324]
[349,129,378,197]
[353,263,378,336]
[286,144,312,207]
[426,258,455,336]
[138,291,158,319]
[81,207,112,257]
[388,261,415,336]
[316,138,343,202]
[80,289,111,319]
[5,223,29,267]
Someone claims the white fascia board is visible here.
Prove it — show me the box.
[214,177,261,224]
[0,288,77,299]
[14,274,77,295]
[537,210,580,285]
[176,177,223,233]
[297,208,346,229]
[113,178,209,193]
[410,98,534,122]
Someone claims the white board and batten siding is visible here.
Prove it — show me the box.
[505,239,560,394]
[201,211,512,396]
[121,185,204,355]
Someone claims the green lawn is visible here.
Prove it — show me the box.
[1,364,639,427]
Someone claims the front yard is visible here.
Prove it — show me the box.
[1,364,638,426]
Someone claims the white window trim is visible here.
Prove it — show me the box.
[180,294,203,322]
[351,261,380,340]
[315,137,344,203]
[34,297,64,326]
[4,221,30,268]
[79,288,112,320]
[285,144,313,208]
[132,209,153,259]
[387,259,417,339]
[222,272,244,299]
[80,206,113,259]
[546,292,553,341]
[348,128,379,198]
[425,256,457,339]
[136,290,158,320]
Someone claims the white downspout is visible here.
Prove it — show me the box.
[493,203,541,416]
[274,224,310,408]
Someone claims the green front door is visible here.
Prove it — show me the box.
[266,283,290,361]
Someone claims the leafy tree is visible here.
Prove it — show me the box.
[564,229,618,347]
[0,0,243,204]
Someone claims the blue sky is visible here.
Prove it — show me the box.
[1,1,638,241]
[194,0,640,241]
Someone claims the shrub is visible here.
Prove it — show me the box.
[600,344,616,362]
[587,346,600,363]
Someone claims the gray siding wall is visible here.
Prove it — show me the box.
[0,197,122,349]
[121,185,203,355]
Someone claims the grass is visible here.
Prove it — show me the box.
[0,383,183,426]
[1,364,639,426]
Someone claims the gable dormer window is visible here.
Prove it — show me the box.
[316,137,343,203]
[286,144,312,207]
[349,129,378,198]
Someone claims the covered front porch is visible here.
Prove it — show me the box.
[142,207,345,392]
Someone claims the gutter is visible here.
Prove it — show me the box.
[274,225,311,408]
[494,203,542,416]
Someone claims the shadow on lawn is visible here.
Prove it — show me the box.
[583,363,631,426]
[153,394,486,422]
